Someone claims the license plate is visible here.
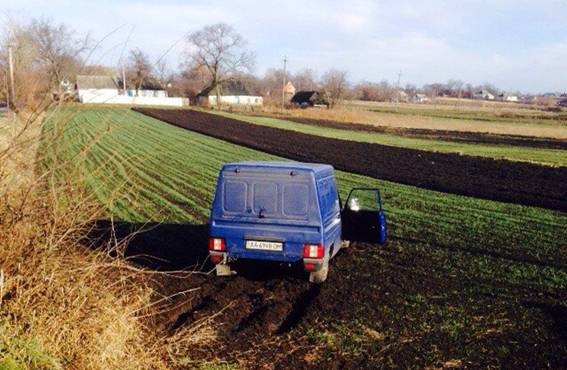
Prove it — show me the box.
[245,240,283,251]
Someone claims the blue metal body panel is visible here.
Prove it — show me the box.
[209,161,342,263]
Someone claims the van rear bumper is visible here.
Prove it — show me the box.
[303,257,324,271]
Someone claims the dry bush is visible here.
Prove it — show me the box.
[0,106,214,369]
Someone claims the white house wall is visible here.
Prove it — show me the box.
[79,89,184,107]
[208,95,263,106]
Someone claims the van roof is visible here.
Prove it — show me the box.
[221,161,334,175]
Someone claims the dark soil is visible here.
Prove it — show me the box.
[256,114,567,149]
[134,108,567,212]
[87,221,567,369]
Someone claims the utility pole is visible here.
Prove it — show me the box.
[396,70,402,105]
[281,56,287,111]
[121,63,127,94]
[4,73,9,113]
[8,44,15,111]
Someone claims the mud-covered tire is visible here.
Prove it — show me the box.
[309,256,329,283]
[215,264,233,276]
[340,240,351,249]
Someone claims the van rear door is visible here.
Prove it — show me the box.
[212,168,322,262]
[341,188,387,244]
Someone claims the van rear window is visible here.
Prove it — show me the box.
[223,181,247,212]
[253,183,277,214]
[220,177,310,220]
[283,184,308,216]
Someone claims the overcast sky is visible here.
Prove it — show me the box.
[5,0,567,93]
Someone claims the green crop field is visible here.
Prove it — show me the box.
[213,111,567,167]
[43,105,567,289]
[367,105,567,127]
[42,106,567,366]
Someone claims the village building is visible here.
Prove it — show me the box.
[474,90,495,100]
[76,75,183,106]
[395,90,409,102]
[497,93,519,102]
[411,93,430,103]
[197,80,263,107]
[290,91,329,108]
[283,81,296,100]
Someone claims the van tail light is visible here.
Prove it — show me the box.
[303,243,324,259]
[208,237,226,252]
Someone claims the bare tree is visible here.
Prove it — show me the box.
[0,17,89,109]
[28,18,90,93]
[293,68,317,91]
[321,69,349,108]
[126,49,152,96]
[154,59,172,90]
[259,68,285,103]
[447,79,464,98]
[186,23,254,107]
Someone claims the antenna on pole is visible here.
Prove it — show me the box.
[281,56,288,111]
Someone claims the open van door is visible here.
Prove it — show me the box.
[341,188,387,244]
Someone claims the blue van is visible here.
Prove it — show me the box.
[208,161,386,283]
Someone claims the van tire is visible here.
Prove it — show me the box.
[215,264,233,276]
[309,256,329,284]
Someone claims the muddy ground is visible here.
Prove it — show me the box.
[87,221,567,369]
[253,114,567,150]
[134,108,567,212]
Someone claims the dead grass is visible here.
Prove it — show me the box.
[259,100,567,139]
[0,107,216,369]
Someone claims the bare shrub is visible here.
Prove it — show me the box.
[0,106,216,369]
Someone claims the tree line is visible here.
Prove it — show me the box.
[0,18,525,111]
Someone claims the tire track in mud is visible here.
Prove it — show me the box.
[134,108,567,212]
[157,264,320,344]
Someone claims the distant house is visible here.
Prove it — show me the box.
[197,80,262,107]
[411,93,429,103]
[76,75,183,106]
[290,91,329,108]
[284,81,296,98]
[76,75,121,103]
[396,90,409,102]
[0,101,7,112]
[497,93,519,102]
[542,92,558,98]
[558,99,567,107]
[474,90,495,100]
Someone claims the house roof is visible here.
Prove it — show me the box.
[290,91,317,103]
[76,75,119,90]
[198,80,255,97]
